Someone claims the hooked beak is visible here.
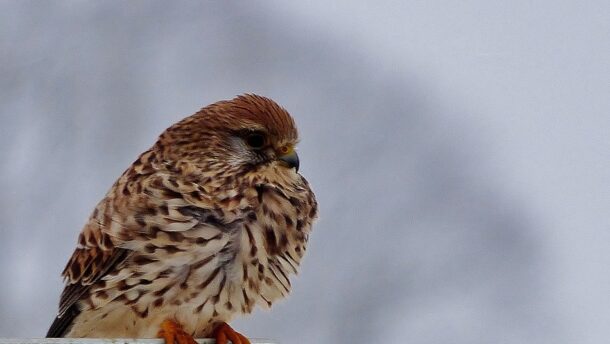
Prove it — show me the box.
[278,149,300,172]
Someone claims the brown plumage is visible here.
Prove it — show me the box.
[47,94,318,344]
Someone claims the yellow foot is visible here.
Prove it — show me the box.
[158,319,198,344]
[213,322,250,344]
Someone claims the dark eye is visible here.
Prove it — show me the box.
[245,133,266,149]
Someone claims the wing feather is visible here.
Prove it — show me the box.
[47,156,239,337]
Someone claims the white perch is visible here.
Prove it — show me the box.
[0,339,274,344]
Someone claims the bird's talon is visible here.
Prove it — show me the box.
[158,319,197,344]
[214,322,250,344]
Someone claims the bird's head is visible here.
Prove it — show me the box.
[154,94,302,182]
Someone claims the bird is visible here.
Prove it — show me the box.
[46,94,318,344]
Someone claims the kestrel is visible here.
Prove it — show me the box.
[46,94,318,344]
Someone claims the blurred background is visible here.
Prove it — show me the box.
[1,1,609,343]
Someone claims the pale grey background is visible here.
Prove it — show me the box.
[1,1,609,344]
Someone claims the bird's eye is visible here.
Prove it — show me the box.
[245,133,266,149]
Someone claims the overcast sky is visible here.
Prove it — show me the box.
[1,2,609,344]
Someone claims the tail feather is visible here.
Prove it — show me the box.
[46,304,80,338]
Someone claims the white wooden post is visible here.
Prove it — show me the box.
[0,339,275,344]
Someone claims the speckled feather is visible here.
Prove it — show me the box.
[47,94,318,338]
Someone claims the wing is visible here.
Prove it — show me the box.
[46,208,131,337]
[46,247,130,337]
[47,151,242,337]
[47,155,156,338]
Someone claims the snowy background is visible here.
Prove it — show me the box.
[1,2,609,344]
